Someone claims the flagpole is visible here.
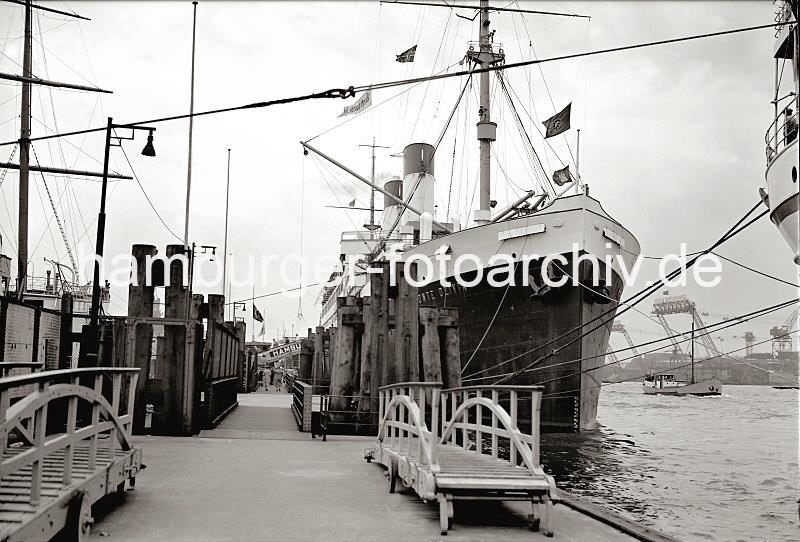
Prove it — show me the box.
[251,283,255,343]
[222,148,231,297]
[184,1,198,250]
[575,128,581,195]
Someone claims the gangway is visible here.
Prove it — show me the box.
[366,382,556,536]
[0,368,142,541]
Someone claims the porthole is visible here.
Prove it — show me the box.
[792,166,797,184]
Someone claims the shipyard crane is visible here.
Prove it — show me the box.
[605,322,640,365]
[770,309,798,355]
[743,331,756,357]
[652,295,719,359]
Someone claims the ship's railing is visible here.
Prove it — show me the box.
[765,107,798,163]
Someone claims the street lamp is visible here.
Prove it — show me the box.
[84,117,156,366]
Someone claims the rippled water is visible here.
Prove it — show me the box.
[540,383,798,542]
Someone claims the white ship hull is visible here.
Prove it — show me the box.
[643,378,722,396]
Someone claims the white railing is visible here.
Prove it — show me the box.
[438,385,544,473]
[378,382,442,476]
[0,368,139,505]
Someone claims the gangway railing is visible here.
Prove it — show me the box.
[0,368,142,540]
[368,382,556,536]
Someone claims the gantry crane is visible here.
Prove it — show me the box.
[652,295,719,359]
[605,321,640,365]
[770,309,798,355]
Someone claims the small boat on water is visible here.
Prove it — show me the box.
[643,373,722,396]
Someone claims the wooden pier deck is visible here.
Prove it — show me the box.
[85,392,675,542]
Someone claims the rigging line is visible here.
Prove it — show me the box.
[306,63,459,143]
[515,2,577,165]
[496,71,554,195]
[310,155,371,240]
[0,144,18,241]
[711,251,798,288]
[118,145,182,242]
[509,12,550,174]
[30,144,78,274]
[410,6,453,141]
[543,331,800,398]
[492,200,768,384]
[226,282,323,305]
[496,76,548,193]
[465,298,798,383]
[378,69,475,249]
[460,250,527,375]
[30,166,63,263]
[355,21,793,92]
[0,87,358,147]
[0,222,15,255]
[501,74,569,170]
[461,289,797,381]
[11,21,792,150]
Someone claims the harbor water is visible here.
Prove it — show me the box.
[541,383,798,542]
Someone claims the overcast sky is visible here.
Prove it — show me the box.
[0,1,797,351]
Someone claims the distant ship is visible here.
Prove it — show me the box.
[762,1,799,263]
[311,0,640,432]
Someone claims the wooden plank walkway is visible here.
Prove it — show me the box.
[0,443,132,537]
[86,409,649,541]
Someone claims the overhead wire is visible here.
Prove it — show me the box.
[3,21,791,149]
[492,200,769,384]
[465,297,797,383]
[118,144,182,241]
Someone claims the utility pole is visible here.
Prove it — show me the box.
[222,148,231,298]
[16,0,32,299]
[358,138,388,232]
[184,1,198,250]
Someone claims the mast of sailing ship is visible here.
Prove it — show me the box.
[15,0,32,299]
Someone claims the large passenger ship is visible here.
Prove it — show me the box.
[763,1,799,263]
[313,0,639,431]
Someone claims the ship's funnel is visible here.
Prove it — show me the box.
[401,143,437,224]
[381,177,404,232]
[404,142,435,177]
[383,178,403,208]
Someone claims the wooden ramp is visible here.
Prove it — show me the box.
[0,368,142,541]
[367,383,556,536]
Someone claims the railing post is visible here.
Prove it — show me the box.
[63,376,79,485]
[461,390,468,451]
[510,390,518,467]
[108,372,122,457]
[491,390,499,459]
[88,373,103,471]
[30,381,49,506]
[531,389,541,466]
[0,388,9,478]
[431,388,440,443]
[476,389,483,455]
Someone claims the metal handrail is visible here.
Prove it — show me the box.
[0,367,138,390]
[765,109,799,163]
[0,368,140,505]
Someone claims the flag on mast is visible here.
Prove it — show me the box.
[338,90,372,117]
[552,165,573,186]
[542,103,571,138]
[253,304,264,323]
[396,44,417,63]
[259,322,266,338]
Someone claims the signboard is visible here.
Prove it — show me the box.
[259,340,302,365]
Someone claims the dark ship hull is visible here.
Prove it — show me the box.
[405,194,639,432]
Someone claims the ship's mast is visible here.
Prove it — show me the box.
[473,0,502,225]
[15,0,32,299]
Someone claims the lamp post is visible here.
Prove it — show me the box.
[84,116,156,366]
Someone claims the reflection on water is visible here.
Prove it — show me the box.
[540,383,798,542]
